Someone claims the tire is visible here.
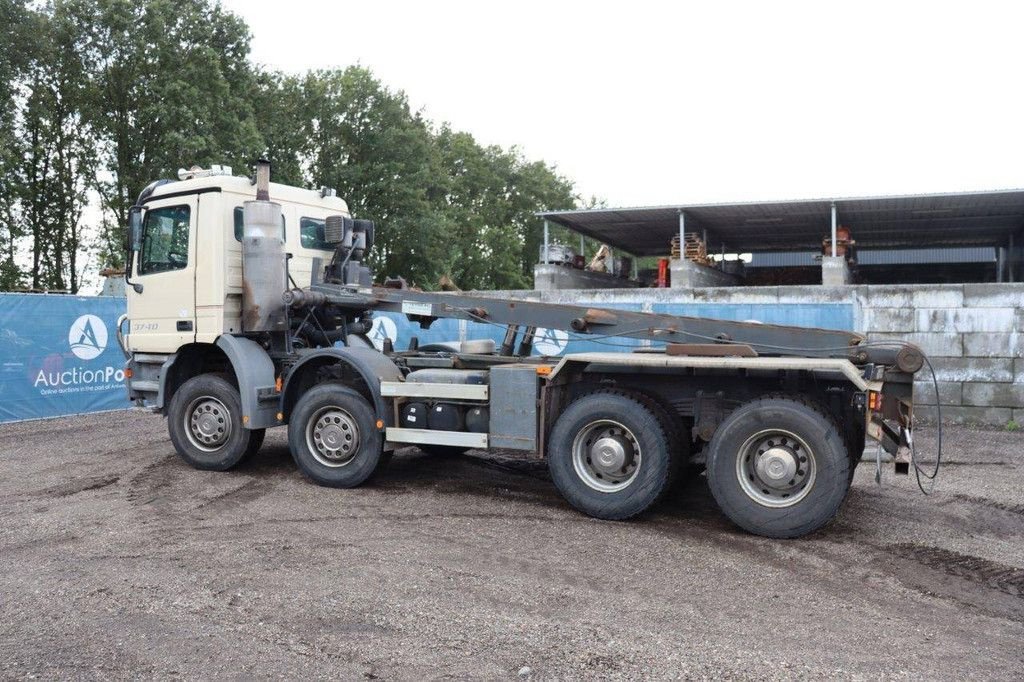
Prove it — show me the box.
[245,428,266,458]
[629,390,689,490]
[167,374,256,471]
[418,444,469,457]
[547,390,674,521]
[706,396,851,539]
[288,384,385,488]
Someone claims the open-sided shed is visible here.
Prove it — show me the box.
[538,189,1024,283]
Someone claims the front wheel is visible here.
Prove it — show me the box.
[706,396,851,538]
[167,374,258,471]
[288,384,385,488]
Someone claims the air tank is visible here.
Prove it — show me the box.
[241,160,288,333]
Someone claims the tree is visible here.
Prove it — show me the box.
[1,5,583,293]
[431,126,577,291]
[0,0,32,289]
[76,0,262,265]
[300,68,579,291]
[19,2,96,292]
[514,158,578,285]
[302,67,450,287]
[248,70,307,188]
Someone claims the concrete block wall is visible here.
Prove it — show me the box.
[859,284,1023,426]
[478,282,1024,426]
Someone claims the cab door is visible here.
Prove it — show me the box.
[126,195,198,353]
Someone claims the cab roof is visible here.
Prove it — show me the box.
[147,174,351,215]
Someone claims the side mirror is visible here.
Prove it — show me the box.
[126,206,145,293]
[128,205,144,251]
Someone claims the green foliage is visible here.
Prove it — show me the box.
[432,127,576,290]
[4,2,580,293]
[20,2,96,292]
[1007,420,1021,433]
[77,0,262,263]
[297,69,578,290]
[249,70,307,187]
[303,67,450,287]
[0,0,33,289]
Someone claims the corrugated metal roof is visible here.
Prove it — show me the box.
[538,189,1024,257]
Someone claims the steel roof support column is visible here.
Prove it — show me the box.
[678,210,685,257]
[543,219,550,264]
[830,202,838,256]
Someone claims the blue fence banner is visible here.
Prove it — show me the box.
[0,294,129,423]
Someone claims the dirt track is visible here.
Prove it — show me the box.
[1,411,1022,679]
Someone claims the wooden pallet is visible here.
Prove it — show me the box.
[670,234,712,266]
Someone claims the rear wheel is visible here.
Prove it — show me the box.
[167,374,258,471]
[288,384,385,488]
[706,396,850,538]
[547,391,674,520]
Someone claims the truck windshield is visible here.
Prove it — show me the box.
[139,205,190,274]
[300,217,335,251]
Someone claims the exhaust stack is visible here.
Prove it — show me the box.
[242,160,288,333]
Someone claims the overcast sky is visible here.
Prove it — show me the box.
[222,0,1023,207]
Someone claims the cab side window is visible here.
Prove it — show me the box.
[140,205,190,274]
[300,217,333,250]
[233,206,286,241]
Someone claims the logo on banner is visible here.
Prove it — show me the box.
[533,327,569,355]
[368,316,398,351]
[68,314,108,360]
[35,311,123,394]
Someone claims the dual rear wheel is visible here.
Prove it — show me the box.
[705,397,851,538]
[547,390,678,521]
[547,391,850,537]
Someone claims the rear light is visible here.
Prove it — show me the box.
[124,368,133,379]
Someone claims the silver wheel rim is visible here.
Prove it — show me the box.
[736,428,816,508]
[306,406,360,468]
[571,419,642,493]
[185,396,232,452]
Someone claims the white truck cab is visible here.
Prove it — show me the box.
[125,168,349,353]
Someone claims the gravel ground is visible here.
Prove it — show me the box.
[1,411,1022,680]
